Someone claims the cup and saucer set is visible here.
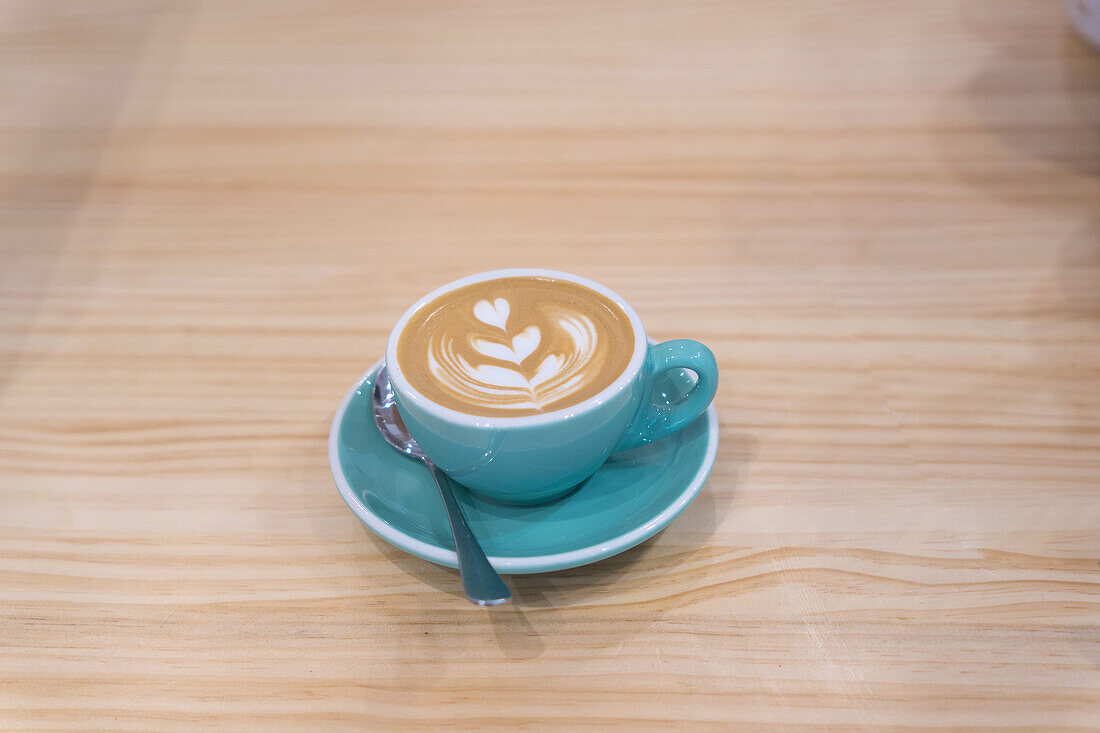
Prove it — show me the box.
[328,269,719,575]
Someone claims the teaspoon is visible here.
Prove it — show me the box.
[371,366,511,606]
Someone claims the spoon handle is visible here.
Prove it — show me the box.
[425,460,512,606]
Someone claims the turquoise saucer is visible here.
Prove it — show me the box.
[329,361,718,574]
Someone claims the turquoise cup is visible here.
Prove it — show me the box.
[385,269,718,505]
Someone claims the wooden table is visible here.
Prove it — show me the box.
[3,1,1099,729]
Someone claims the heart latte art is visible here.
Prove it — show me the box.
[396,277,635,417]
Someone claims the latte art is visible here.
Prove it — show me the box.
[396,276,635,417]
[430,300,599,411]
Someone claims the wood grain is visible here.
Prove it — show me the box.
[2,0,1099,729]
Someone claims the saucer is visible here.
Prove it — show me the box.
[329,361,718,574]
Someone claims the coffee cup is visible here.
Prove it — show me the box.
[385,269,718,504]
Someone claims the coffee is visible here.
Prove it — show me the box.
[396,276,635,417]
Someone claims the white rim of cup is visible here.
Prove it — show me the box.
[384,268,649,428]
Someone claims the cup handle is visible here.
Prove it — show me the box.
[613,339,718,452]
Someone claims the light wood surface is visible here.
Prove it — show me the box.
[3,1,1100,730]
